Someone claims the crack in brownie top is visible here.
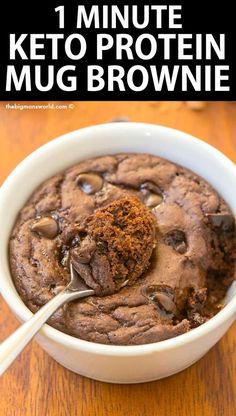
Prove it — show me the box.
[9,153,236,345]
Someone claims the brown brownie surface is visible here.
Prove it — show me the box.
[9,153,235,345]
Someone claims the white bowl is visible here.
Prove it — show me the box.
[0,123,236,383]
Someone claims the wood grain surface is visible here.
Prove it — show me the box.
[0,101,236,416]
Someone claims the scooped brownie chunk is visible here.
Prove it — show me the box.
[70,196,156,296]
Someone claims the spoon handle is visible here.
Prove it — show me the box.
[0,289,90,376]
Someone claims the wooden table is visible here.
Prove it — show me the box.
[0,101,236,416]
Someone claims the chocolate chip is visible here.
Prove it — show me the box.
[77,173,104,194]
[206,213,234,231]
[140,182,162,195]
[71,247,91,264]
[154,293,177,314]
[144,284,174,298]
[163,230,187,254]
[143,285,176,315]
[140,182,163,208]
[145,193,163,208]
[31,216,59,239]
[71,238,96,264]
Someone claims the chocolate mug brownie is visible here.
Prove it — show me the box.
[9,153,235,345]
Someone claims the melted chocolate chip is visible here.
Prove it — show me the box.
[143,285,176,316]
[140,182,163,208]
[77,173,103,194]
[71,237,96,265]
[145,193,163,208]
[163,230,187,254]
[144,284,174,297]
[31,216,59,239]
[71,248,91,264]
[140,182,162,194]
[154,293,177,314]
[206,213,234,231]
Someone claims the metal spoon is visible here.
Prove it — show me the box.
[0,263,95,376]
